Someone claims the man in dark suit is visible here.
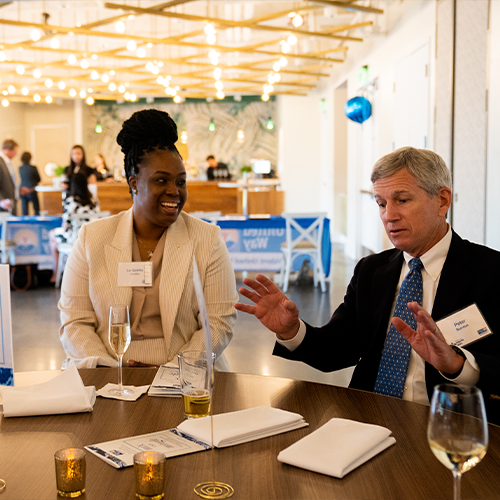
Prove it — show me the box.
[0,139,19,214]
[236,147,500,424]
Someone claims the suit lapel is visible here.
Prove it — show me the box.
[159,215,194,356]
[104,208,134,307]
[432,231,473,320]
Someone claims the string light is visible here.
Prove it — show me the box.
[30,28,42,41]
[213,67,222,80]
[86,96,94,105]
[91,70,99,80]
[115,20,126,33]
[1,99,9,107]
[33,93,41,102]
[33,68,42,78]
[21,87,29,95]
[173,95,181,103]
[109,82,117,91]
[216,90,225,100]
[79,90,86,98]
[8,85,15,94]
[127,40,137,51]
[45,95,53,103]
[67,54,77,65]
[15,64,25,75]
[80,59,89,69]
[287,34,298,45]
[279,57,288,67]
[262,93,269,102]
[237,128,245,144]
[289,12,304,27]
[137,47,146,58]
[45,78,53,88]
[101,74,109,83]
[50,37,60,49]
[58,81,66,90]
[69,89,77,97]
[280,40,291,54]
[180,130,188,144]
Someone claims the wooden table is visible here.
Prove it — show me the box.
[0,369,498,499]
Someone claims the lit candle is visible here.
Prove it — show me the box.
[134,451,165,500]
[54,448,86,498]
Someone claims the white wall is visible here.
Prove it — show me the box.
[486,0,500,250]
[320,0,437,260]
[277,94,322,213]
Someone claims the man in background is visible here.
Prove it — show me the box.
[206,155,231,181]
[19,151,41,215]
[0,139,24,215]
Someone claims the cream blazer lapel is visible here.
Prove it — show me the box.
[104,208,134,308]
[159,214,194,356]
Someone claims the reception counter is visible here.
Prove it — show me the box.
[37,179,284,216]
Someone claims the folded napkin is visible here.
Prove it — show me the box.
[177,405,308,448]
[97,384,149,401]
[0,364,96,418]
[277,418,395,478]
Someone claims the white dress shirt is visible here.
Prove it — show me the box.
[278,225,479,405]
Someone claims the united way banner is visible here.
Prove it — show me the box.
[217,217,331,275]
[0,265,14,386]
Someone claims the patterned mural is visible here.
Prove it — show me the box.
[83,97,277,179]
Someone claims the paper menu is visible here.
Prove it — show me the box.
[86,429,211,469]
[148,365,181,397]
[0,265,14,386]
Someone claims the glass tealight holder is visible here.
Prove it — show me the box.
[54,448,86,498]
[133,451,166,500]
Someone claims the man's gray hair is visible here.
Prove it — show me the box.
[371,147,452,196]
[2,139,18,151]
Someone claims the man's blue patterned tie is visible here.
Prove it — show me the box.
[373,257,424,398]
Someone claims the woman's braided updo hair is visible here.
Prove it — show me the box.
[116,109,181,184]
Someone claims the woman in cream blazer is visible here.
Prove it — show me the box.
[59,208,237,369]
[59,109,237,369]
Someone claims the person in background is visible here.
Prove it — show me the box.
[206,155,231,180]
[236,146,500,425]
[49,172,100,284]
[19,152,41,215]
[64,145,97,185]
[59,109,237,369]
[93,153,112,181]
[0,139,28,215]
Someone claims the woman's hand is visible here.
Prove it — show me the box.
[127,359,158,368]
[235,274,300,340]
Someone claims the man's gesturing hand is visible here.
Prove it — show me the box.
[392,302,465,374]
[235,274,300,340]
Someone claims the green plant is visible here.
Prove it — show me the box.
[54,166,66,177]
[240,165,252,174]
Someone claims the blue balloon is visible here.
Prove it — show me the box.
[344,96,372,124]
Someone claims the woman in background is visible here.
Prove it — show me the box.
[19,151,41,215]
[65,145,97,184]
[94,153,112,181]
[49,172,100,283]
[58,109,237,369]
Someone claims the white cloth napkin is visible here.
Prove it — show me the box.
[0,364,96,418]
[277,418,396,478]
[177,405,308,448]
[97,384,149,401]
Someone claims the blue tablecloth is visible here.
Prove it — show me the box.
[3,216,62,267]
[215,216,331,276]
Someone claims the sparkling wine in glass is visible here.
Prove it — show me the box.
[428,384,488,500]
[108,304,133,397]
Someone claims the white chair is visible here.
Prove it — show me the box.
[55,211,111,288]
[0,213,16,265]
[279,212,327,293]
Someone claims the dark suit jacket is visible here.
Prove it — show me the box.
[0,155,16,214]
[274,231,500,424]
[19,163,41,189]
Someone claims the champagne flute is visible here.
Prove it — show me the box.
[107,304,133,397]
[428,384,488,500]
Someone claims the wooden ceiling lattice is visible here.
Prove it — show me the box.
[0,0,384,104]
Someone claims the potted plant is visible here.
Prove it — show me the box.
[240,165,252,182]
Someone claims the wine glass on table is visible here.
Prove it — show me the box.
[107,304,133,397]
[428,384,488,500]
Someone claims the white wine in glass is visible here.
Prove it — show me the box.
[108,305,133,397]
[428,384,488,500]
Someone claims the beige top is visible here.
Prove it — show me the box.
[129,230,167,341]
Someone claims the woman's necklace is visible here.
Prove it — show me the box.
[136,236,158,260]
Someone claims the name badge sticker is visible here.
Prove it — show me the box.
[436,303,493,348]
[117,262,153,287]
